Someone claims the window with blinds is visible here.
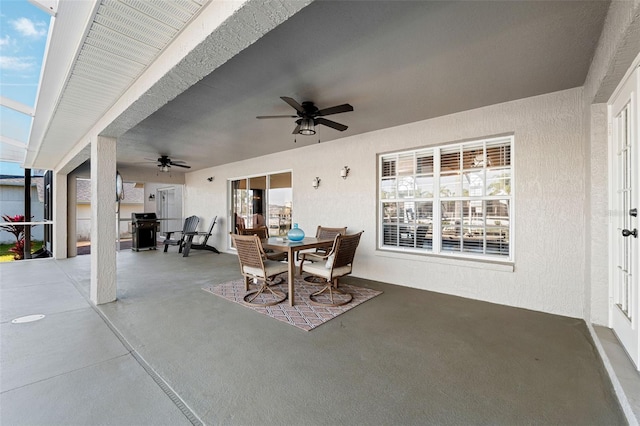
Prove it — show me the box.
[379,136,513,261]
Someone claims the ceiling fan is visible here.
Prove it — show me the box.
[257,96,354,135]
[145,155,191,172]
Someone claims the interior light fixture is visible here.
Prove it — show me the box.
[299,118,316,135]
[312,177,321,189]
[341,166,350,179]
[161,164,170,173]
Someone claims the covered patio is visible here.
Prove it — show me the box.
[0,251,628,425]
[2,0,640,424]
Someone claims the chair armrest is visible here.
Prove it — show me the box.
[266,251,287,262]
[299,251,331,274]
[300,250,332,262]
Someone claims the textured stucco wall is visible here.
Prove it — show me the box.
[588,104,610,326]
[186,88,585,318]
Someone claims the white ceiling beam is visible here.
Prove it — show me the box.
[0,135,27,148]
[0,139,27,164]
[1,96,34,117]
[25,0,100,170]
[28,0,57,17]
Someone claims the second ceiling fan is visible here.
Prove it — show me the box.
[257,96,354,135]
[145,155,191,172]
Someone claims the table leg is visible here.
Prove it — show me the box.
[288,247,295,306]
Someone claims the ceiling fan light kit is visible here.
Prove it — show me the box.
[299,118,316,135]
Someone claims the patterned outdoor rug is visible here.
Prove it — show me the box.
[202,277,382,331]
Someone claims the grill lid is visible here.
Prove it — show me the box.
[132,212,158,221]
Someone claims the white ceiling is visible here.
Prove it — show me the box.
[25,0,209,171]
[35,0,611,174]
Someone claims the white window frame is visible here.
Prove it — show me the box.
[378,135,514,263]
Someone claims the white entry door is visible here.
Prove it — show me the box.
[157,188,177,234]
[611,66,639,369]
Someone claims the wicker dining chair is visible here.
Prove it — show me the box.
[238,226,287,261]
[299,231,363,307]
[299,226,347,283]
[231,233,287,306]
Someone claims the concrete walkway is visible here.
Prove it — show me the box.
[0,249,628,425]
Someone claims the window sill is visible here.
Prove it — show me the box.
[375,248,515,272]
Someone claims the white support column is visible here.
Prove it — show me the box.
[90,136,117,305]
[67,175,77,257]
[52,171,68,259]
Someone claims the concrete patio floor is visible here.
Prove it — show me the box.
[0,248,632,425]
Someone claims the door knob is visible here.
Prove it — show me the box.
[622,228,638,238]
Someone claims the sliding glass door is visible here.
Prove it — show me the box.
[230,171,292,238]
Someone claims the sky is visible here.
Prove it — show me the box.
[0,0,50,175]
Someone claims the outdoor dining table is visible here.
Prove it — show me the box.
[262,236,334,306]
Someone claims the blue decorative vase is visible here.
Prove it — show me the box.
[287,223,305,241]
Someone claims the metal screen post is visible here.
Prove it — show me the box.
[23,168,32,259]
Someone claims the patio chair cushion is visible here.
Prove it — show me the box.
[325,254,335,269]
[243,260,288,278]
[302,261,351,280]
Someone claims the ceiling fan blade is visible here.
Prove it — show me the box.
[280,96,305,113]
[316,117,348,131]
[316,103,354,116]
[256,115,298,119]
[170,163,191,169]
[292,124,301,135]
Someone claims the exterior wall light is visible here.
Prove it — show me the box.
[341,166,350,179]
[312,177,321,189]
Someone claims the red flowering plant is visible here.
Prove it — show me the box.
[0,214,31,260]
[8,239,25,260]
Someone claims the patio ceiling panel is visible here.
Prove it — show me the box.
[84,26,157,65]
[70,64,134,92]
[93,3,176,48]
[76,45,145,78]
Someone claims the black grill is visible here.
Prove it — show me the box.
[131,213,159,251]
